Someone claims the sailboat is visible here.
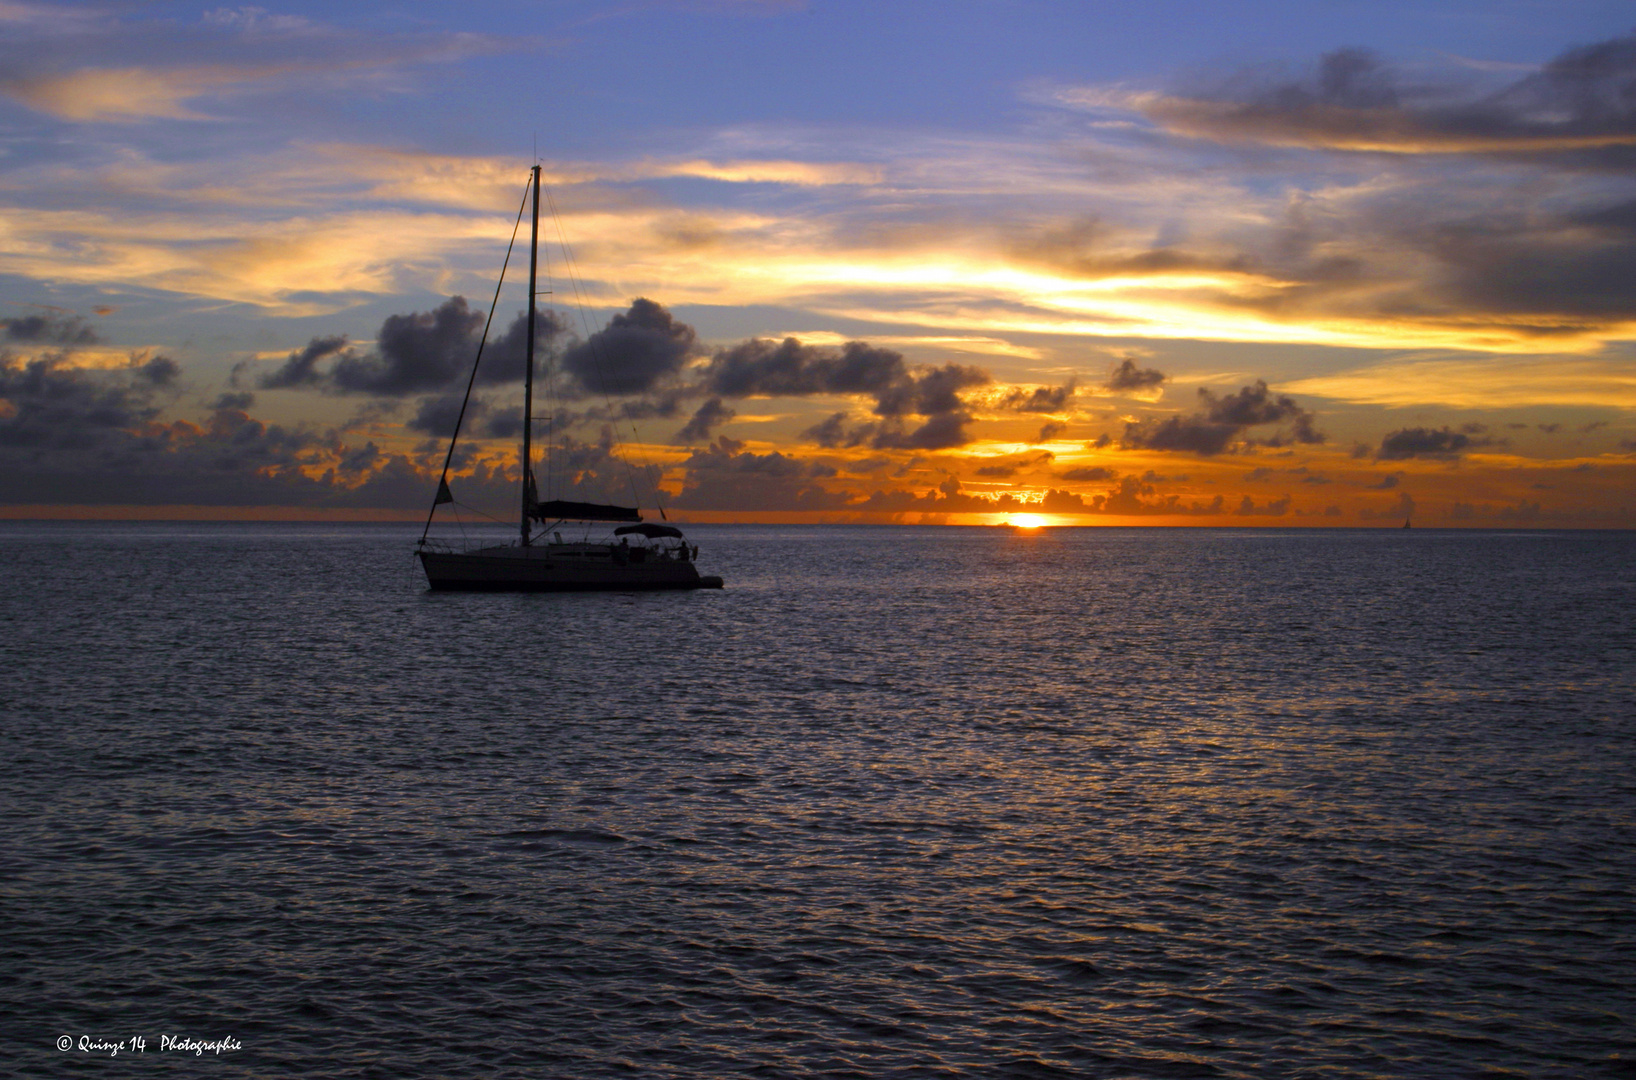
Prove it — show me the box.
[415,165,723,592]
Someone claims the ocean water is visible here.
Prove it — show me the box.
[2,522,1633,1078]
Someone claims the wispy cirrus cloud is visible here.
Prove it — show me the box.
[0,204,510,315]
[350,147,881,209]
[1285,354,1636,410]
[10,17,1635,354]
[1054,37,1636,162]
[2,63,291,121]
[4,18,1635,377]
[0,5,517,123]
[5,121,1636,356]
[0,0,98,30]
[1027,35,1636,353]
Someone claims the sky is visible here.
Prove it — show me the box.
[2,0,1635,526]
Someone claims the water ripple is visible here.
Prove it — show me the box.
[2,523,1632,1078]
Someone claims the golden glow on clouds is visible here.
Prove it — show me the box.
[541,228,1635,355]
[649,159,882,186]
[808,299,1620,354]
[5,179,1631,354]
[1,66,244,121]
[1285,355,1636,409]
[0,204,523,315]
[1,13,1631,527]
[2,141,1633,354]
[0,58,385,123]
[0,27,516,122]
[0,345,159,370]
[772,330,1046,361]
[343,147,880,209]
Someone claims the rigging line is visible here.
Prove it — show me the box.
[453,500,512,528]
[541,183,671,522]
[540,185,641,510]
[543,253,564,511]
[418,174,533,546]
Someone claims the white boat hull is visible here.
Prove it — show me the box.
[418,544,722,592]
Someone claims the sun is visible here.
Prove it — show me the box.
[1009,514,1047,529]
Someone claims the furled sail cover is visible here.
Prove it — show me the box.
[532,499,642,522]
[614,523,684,539]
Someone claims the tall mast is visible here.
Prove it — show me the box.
[520,164,540,545]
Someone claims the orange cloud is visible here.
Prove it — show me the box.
[0,65,253,121]
[1285,355,1636,410]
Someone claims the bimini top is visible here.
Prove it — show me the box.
[614,523,685,539]
[533,499,641,523]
